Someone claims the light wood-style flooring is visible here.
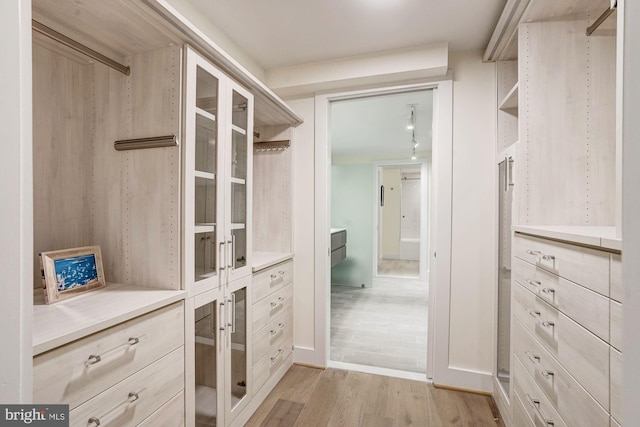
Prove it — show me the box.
[331,277,428,373]
[245,365,505,427]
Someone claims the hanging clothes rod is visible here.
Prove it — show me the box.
[32,20,131,76]
[586,1,617,36]
[114,135,177,151]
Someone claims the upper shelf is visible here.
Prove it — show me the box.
[499,82,519,115]
[513,225,621,251]
[484,0,614,61]
[32,0,303,128]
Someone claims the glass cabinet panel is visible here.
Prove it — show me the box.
[229,90,248,270]
[195,301,219,427]
[193,65,220,285]
[229,287,247,411]
[497,157,514,396]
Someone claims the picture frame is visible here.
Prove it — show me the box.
[40,246,106,304]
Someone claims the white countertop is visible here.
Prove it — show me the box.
[33,283,186,355]
[512,225,622,251]
[252,251,294,272]
[331,228,346,234]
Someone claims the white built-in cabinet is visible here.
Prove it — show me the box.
[184,47,254,297]
[183,47,254,426]
[28,1,301,426]
[487,0,621,426]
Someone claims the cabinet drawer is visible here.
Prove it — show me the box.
[331,246,346,267]
[513,357,568,427]
[253,307,292,363]
[610,347,622,425]
[514,234,610,296]
[137,391,184,427]
[252,284,293,331]
[70,347,184,427]
[253,260,293,303]
[513,284,609,409]
[253,342,292,394]
[34,302,184,410]
[512,390,535,427]
[610,254,623,303]
[514,319,609,426]
[610,300,622,351]
[514,257,609,341]
[331,230,346,251]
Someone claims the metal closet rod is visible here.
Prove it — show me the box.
[114,135,177,151]
[586,1,617,36]
[32,20,131,76]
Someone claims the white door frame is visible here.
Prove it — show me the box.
[374,160,429,282]
[313,79,452,383]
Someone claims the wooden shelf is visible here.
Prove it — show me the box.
[499,82,519,115]
[195,171,215,180]
[195,224,215,234]
[230,223,246,230]
[33,284,186,355]
[232,124,247,135]
[512,225,621,251]
[230,177,246,185]
[196,107,216,123]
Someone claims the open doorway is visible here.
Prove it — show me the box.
[376,163,429,280]
[328,89,432,377]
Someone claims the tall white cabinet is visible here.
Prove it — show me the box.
[183,47,254,426]
[487,1,622,426]
[27,1,301,426]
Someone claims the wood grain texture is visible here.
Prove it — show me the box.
[610,347,622,425]
[497,60,519,153]
[32,42,95,290]
[518,17,616,226]
[513,319,609,427]
[245,366,504,427]
[252,142,293,253]
[137,391,185,427]
[33,302,184,409]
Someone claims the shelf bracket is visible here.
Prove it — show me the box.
[586,2,617,36]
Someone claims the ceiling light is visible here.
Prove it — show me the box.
[406,104,416,130]
[411,147,417,160]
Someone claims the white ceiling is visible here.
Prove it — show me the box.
[186,0,506,69]
[330,90,433,162]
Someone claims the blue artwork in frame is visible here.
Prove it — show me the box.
[40,246,106,304]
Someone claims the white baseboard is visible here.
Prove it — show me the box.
[434,366,493,394]
[293,346,319,367]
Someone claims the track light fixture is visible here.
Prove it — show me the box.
[407,104,418,159]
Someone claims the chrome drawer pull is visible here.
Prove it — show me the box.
[526,250,556,261]
[270,273,278,280]
[529,309,541,318]
[541,370,554,379]
[527,279,541,287]
[87,391,141,427]
[541,320,555,328]
[541,288,555,294]
[278,270,285,275]
[84,337,141,367]
[270,348,285,363]
[278,322,285,329]
[527,352,541,364]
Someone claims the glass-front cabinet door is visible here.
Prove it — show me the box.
[224,275,251,421]
[226,84,253,282]
[185,50,226,296]
[192,297,224,427]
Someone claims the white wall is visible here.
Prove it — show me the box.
[0,0,33,403]
[288,49,496,379]
[447,50,496,373]
[164,0,266,81]
[289,97,317,360]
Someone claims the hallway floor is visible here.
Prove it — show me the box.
[330,276,428,373]
[377,259,420,277]
[245,366,505,427]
